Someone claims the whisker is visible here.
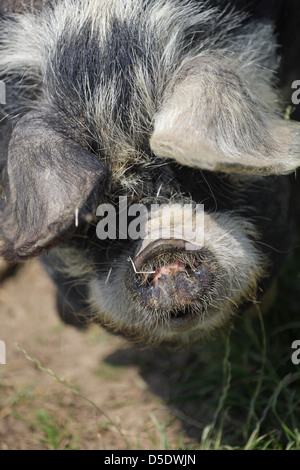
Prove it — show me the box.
[127,256,156,274]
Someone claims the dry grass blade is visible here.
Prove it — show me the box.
[17,344,130,449]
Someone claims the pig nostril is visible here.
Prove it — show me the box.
[136,261,199,287]
[148,262,193,284]
[146,272,156,285]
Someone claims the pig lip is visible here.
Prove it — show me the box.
[134,238,200,271]
[166,306,200,330]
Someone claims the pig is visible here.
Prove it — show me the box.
[0,0,300,347]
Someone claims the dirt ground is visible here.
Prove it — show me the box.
[0,260,212,450]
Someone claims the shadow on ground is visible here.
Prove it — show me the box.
[104,246,300,448]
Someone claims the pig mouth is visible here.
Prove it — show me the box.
[126,239,218,326]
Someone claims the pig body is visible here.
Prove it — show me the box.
[0,0,300,346]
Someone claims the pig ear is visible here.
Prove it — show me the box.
[0,112,107,263]
[150,56,300,175]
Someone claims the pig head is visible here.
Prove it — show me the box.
[0,0,300,346]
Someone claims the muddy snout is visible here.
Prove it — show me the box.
[127,238,217,314]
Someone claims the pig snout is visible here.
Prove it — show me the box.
[126,238,217,318]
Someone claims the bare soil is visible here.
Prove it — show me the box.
[0,260,209,450]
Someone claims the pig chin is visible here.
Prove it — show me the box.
[89,214,266,346]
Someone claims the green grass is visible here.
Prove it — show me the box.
[16,247,300,450]
[156,247,300,450]
[35,409,81,450]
